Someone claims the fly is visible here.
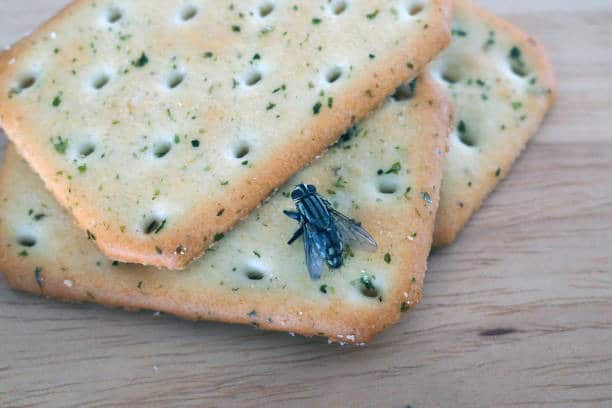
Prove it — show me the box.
[284,183,377,280]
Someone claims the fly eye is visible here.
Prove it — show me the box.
[291,190,303,200]
[307,185,316,194]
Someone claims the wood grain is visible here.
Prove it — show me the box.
[1,1,611,407]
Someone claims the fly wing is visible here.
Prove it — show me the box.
[329,208,377,250]
[303,224,326,280]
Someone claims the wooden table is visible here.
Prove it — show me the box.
[1,1,611,406]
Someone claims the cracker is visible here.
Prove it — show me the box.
[0,73,450,344]
[429,0,556,246]
[0,0,451,269]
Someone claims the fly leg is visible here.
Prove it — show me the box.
[283,210,301,221]
[287,225,304,245]
[284,210,304,245]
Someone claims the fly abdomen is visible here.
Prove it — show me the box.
[325,227,344,269]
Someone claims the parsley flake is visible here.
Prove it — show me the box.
[132,52,149,67]
[53,136,69,154]
[366,9,380,19]
[52,95,62,107]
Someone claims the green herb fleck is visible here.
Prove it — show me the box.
[382,162,401,175]
[53,136,69,154]
[343,244,355,260]
[266,102,276,111]
[327,97,334,108]
[483,31,496,50]
[495,167,501,177]
[232,25,241,32]
[253,250,261,258]
[260,26,274,35]
[452,28,467,37]
[78,164,87,174]
[312,17,322,25]
[272,84,286,93]
[313,101,322,115]
[203,51,213,58]
[384,253,391,264]
[333,176,347,189]
[132,52,149,67]
[214,233,225,242]
[366,9,380,19]
[512,101,523,110]
[191,139,200,148]
[52,94,62,107]
[352,273,378,298]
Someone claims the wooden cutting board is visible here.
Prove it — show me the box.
[0,1,611,406]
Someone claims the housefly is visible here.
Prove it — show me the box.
[284,184,377,280]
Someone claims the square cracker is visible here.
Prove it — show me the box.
[0,0,451,269]
[0,73,450,344]
[429,0,556,246]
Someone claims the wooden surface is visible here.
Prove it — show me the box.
[1,1,611,407]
